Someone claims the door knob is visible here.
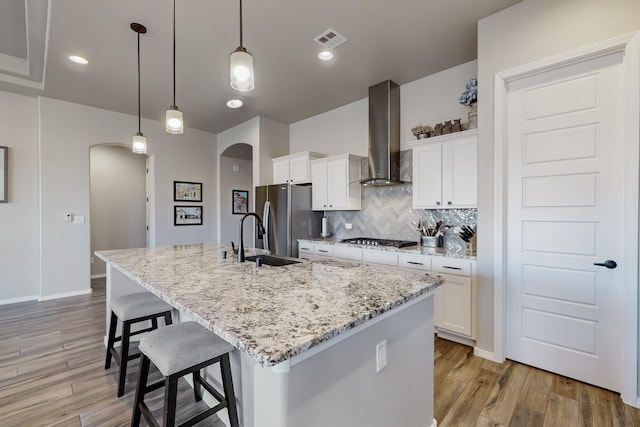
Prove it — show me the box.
[593,260,617,269]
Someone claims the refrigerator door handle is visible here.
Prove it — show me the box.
[263,201,271,251]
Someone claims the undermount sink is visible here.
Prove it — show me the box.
[245,254,301,267]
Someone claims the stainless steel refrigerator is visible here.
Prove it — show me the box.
[254,184,322,257]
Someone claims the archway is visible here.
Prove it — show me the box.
[89,144,147,277]
[219,143,253,245]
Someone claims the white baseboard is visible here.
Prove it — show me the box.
[91,274,106,279]
[436,329,475,347]
[0,295,38,306]
[431,418,438,427]
[473,346,500,363]
[38,288,92,301]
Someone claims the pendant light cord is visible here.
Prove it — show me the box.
[172,0,176,105]
[137,30,141,133]
[239,0,243,48]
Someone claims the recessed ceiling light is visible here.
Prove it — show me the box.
[69,55,88,65]
[226,99,243,109]
[318,50,333,61]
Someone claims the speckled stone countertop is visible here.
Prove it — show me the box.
[96,243,443,368]
[299,238,477,260]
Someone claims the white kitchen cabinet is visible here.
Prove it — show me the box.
[313,243,334,259]
[432,257,475,339]
[362,250,398,268]
[298,243,315,261]
[333,246,363,264]
[411,129,477,209]
[272,151,325,185]
[311,154,363,211]
[398,253,432,272]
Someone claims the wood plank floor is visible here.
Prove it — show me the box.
[1,279,639,426]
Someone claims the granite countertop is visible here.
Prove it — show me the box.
[299,238,477,260]
[95,243,443,367]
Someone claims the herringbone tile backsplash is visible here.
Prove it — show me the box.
[325,150,477,251]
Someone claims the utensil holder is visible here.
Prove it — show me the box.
[421,235,440,248]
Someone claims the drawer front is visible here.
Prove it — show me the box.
[432,257,472,276]
[314,244,334,257]
[398,253,432,271]
[362,250,398,267]
[298,243,314,254]
[334,246,363,263]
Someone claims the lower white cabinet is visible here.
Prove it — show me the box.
[333,246,363,264]
[362,250,398,267]
[432,258,475,339]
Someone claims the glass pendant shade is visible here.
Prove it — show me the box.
[132,132,147,154]
[165,106,184,134]
[230,48,254,92]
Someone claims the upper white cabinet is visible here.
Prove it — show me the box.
[311,154,363,211]
[411,129,477,209]
[272,151,325,185]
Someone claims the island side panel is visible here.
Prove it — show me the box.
[251,294,435,427]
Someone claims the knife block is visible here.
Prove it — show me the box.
[465,234,477,253]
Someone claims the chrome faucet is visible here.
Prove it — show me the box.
[238,212,266,262]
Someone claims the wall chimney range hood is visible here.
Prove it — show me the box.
[360,80,404,186]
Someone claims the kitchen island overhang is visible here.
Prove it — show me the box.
[96,243,443,427]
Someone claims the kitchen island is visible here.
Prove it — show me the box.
[96,243,443,427]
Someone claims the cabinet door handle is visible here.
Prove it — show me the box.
[436,201,441,205]
[318,249,329,253]
[447,201,452,205]
[323,204,327,207]
[300,247,310,251]
[442,266,462,270]
[329,204,333,207]
[407,261,424,265]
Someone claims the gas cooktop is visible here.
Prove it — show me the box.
[340,237,418,248]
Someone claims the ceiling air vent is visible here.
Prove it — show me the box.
[313,28,347,49]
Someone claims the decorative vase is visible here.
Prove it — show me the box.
[467,103,478,129]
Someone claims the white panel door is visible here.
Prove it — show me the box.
[505,52,624,391]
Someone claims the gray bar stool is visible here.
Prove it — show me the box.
[105,292,173,397]
[131,321,240,427]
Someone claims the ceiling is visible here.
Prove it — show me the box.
[0,0,520,134]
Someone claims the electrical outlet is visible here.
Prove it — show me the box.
[376,340,387,373]
[345,223,352,230]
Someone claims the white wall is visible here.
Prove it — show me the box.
[220,155,253,245]
[37,96,216,300]
[216,117,289,240]
[0,92,39,303]
[90,145,146,276]
[476,0,640,354]
[289,61,477,156]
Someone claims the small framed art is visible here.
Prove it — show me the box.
[174,181,202,202]
[232,190,248,214]
[174,205,202,226]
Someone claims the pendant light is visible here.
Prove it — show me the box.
[165,0,184,134]
[131,23,147,154]
[230,0,254,92]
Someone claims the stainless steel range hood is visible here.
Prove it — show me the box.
[360,80,404,186]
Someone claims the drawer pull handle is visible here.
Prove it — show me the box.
[318,249,329,253]
[442,266,462,270]
[301,247,310,250]
[407,261,424,265]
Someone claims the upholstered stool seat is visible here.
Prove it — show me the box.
[132,321,240,427]
[105,291,173,397]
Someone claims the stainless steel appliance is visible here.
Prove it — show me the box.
[340,237,418,248]
[255,184,322,257]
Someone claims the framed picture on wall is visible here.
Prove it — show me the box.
[0,146,7,203]
[174,205,203,226]
[174,181,202,202]
[232,190,248,214]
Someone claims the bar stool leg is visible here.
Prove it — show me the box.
[131,354,150,427]
[117,321,131,397]
[221,353,240,427]
[164,376,179,427]
[164,311,173,326]
[105,311,118,369]
[193,369,203,402]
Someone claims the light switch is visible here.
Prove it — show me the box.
[73,215,85,224]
